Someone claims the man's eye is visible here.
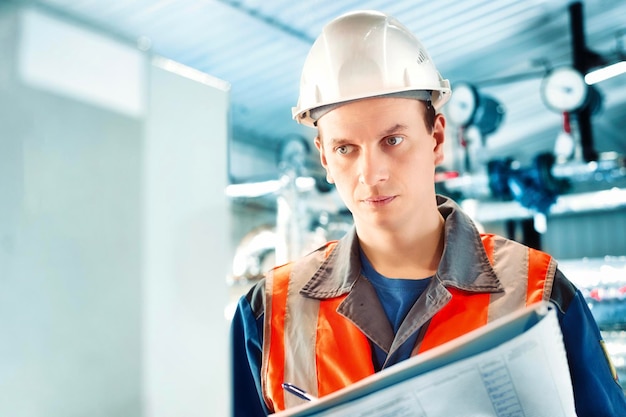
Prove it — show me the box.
[386,136,404,146]
[335,145,351,155]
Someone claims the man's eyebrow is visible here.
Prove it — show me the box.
[381,123,408,136]
[326,137,350,147]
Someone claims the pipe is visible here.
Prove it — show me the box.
[569,1,598,162]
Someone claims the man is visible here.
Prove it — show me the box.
[231,10,626,416]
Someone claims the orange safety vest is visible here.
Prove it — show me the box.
[261,234,556,412]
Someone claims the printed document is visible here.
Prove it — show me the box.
[274,302,576,417]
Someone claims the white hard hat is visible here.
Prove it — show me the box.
[292,10,451,127]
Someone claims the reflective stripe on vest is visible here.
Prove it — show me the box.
[262,234,556,412]
[416,234,556,353]
[263,241,370,412]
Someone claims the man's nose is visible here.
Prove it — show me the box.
[358,149,389,185]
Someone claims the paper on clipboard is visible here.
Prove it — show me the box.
[273,301,577,417]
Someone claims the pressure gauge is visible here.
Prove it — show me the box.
[540,67,588,113]
[447,82,478,127]
[447,82,505,136]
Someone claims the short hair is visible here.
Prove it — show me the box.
[424,101,436,132]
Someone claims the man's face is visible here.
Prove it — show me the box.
[315,97,445,233]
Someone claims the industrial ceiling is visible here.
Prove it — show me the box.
[26,0,626,184]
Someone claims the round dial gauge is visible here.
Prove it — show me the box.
[540,67,588,112]
[447,82,479,127]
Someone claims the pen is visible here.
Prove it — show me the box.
[282,382,318,401]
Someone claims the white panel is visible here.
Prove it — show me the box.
[143,62,230,417]
[0,6,143,413]
[18,8,145,117]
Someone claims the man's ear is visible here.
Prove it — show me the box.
[314,136,334,183]
[433,113,446,165]
[314,136,328,168]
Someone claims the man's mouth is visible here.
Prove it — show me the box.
[362,195,395,206]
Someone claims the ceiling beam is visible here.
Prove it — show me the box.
[215,0,314,43]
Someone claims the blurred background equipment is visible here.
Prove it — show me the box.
[227,135,353,286]
[560,257,626,386]
[447,82,506,173]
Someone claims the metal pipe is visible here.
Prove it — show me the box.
[569,1,598,161]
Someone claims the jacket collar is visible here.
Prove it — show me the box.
[300,195,503,299]
[300,227,362,297]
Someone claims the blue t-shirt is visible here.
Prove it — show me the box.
[360,251,431,369]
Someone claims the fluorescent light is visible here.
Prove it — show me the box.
[224,176,316,198]
[585,61,626,85]
[152,56,231,91]
[225,180,282,198]
[295,176,316,190]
